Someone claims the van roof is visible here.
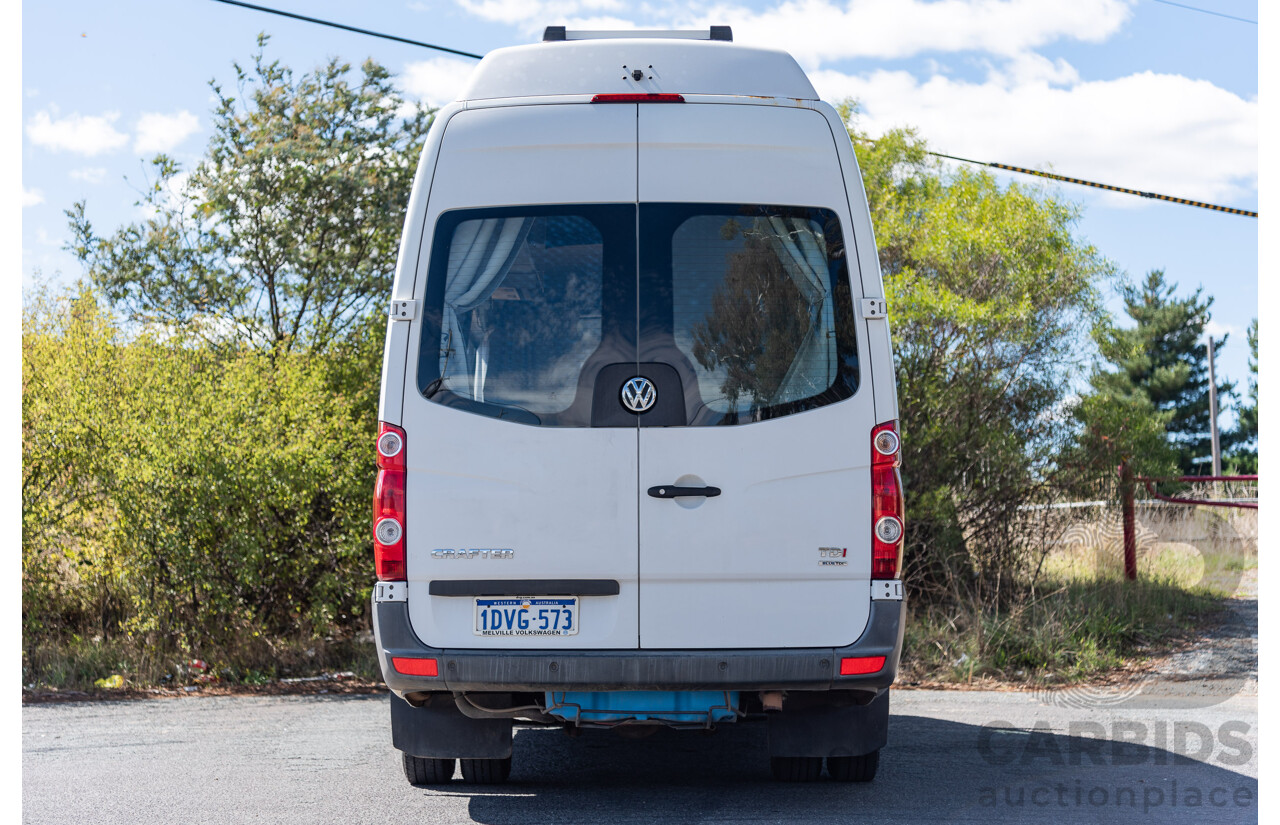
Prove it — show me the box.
[456,37,819,102]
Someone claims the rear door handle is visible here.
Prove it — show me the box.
[648,485,721,499]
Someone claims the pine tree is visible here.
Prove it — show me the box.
[1092,270,1234,474]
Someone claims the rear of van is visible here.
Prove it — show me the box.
[373,28,905,786]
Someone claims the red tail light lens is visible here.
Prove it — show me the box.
[374,422,407,581]
[871,421,904,580]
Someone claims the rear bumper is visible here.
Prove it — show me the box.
[373,593,906,695]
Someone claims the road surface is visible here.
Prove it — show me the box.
[23,685,1257,824]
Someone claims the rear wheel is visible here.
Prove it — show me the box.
[770,756,823,782]
[827,750,880,782]
[403,753,456,785]
[459,756,513,784]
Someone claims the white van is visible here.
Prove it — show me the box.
[372,26,905,786]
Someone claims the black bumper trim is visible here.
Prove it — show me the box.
[428,579,620,597]
[373,596,904,694]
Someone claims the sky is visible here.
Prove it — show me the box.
[18,0,1260,421]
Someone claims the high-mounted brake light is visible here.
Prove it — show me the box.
[374,422,407,581]
[871,421,904,580]
[591,93,686,103]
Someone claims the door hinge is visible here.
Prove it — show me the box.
[861,298,888,320]
[390,299,418,321]
[375,581,408,602]
[871,580,904,601]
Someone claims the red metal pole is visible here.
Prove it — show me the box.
[1120,460,1136,581]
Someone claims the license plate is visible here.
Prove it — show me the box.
[473,597,579,637]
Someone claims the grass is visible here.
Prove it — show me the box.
[901,573,1221,686]
[23,632,382,692]
[901,504,1256,687]
[25,505,1256,693]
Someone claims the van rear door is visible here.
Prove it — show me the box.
[401,105,641,650]
[635,104,875,649]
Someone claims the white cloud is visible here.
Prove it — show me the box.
[22,187,44,207]
[401,56,482,107]
[134,110,200,154]
[457,0,625,25]
[813,64,1257,204]
[25,106,129,156]
[982,52,1079,87]
[542,14,641,30]
[1204,320,1239,342]
[69,167,108,184]
[694,0,1133,66]
[450,0,1134,63]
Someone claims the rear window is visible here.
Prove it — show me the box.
[643,204,858,425]
[417,203,858,427]
[416,204,635,427]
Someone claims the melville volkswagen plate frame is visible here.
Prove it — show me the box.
[474,596,579,637]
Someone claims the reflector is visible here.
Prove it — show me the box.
[839,655,886,676]
[392,657,439,677]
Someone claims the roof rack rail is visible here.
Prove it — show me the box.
[542,26,732,42]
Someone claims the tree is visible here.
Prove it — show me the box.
[1091,270,1234,474]
[1063,390,1178,483]
[842,103,1112,600]
[27,38,432,681]
[66,35,433,354]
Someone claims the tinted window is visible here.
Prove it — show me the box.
[640,204,858,426]
[417,203,858,428]
[417,205,636,427]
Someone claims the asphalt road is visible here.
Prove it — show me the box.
[23,686,1257,825]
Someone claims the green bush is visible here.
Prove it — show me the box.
[23,283,376,685]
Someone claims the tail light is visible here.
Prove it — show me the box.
[871,421,904,579]
[374,422,407,581]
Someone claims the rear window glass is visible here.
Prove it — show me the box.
[417,204,859,428]
[640,204,859,426]
[417,205,636,427]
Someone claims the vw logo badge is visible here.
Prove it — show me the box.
[620,376,657,413]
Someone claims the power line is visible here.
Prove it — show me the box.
[208,0,484,59]
[207,0,1258,218]
[922,150,1257,218]
[1148,0,1257,25]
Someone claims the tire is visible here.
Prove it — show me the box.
[403,752,456,785]
[827,750,880,782]
[459,756,513,785]
[770,756,824,782]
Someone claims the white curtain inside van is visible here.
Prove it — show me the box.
[440,218,533,402]
[761,216,837,401]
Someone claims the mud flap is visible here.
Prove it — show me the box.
[390,693,513,759]
[766,689,889,758]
